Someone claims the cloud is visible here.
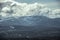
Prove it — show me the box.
[0,0,14,2]
[51,9,60,18]
[0,0,60,21]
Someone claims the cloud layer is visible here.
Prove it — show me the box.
[0,0,60,21]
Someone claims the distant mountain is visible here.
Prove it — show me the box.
[0,16,60,27]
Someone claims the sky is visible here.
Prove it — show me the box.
[15,0,60,9]
[0,0,60,9]
[0,0,60,19]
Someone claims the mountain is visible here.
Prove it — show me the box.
[0,16,60,26]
